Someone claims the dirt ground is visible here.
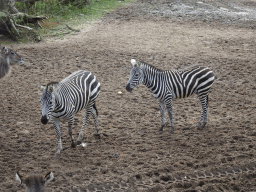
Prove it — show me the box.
[0,0,256,191]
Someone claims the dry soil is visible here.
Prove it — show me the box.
[0,0,256,191]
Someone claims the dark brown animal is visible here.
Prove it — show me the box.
[16,171,54,192]
[0,46,24,79]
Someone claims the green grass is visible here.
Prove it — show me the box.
[0,39,11,45]
[46,0,136,25]
[14,0,137,41]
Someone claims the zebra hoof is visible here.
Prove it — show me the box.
[71,142,76,148]
[93,133,101,139]
[198,122,206,129]
[76,140,82,146]
[55,152,61,159]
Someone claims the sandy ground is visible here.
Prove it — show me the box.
[0,0,256,191]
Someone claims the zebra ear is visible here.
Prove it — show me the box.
[131,59,136,67]
[43,172,54,183]
[38,84,45,92]
[2,47,8,54]
[15,172,23,184]
[48,86,54,93]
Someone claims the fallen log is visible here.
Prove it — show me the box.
[0,12,47,41]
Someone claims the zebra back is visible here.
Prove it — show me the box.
[140,62,214,99]
[55,70,100,114]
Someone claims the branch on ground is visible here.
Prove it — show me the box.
[0,11,47,41]
[65,24,80,32]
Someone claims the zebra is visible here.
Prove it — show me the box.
[126,59,214,133]
[38,70,100,157]
[0,46,24,79]
[16,171,54,192]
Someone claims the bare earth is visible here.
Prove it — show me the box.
[0,0,256,191]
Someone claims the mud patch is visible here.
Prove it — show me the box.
[103,0,256,28]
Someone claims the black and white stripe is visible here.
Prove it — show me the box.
[126,59,214,132]
[39,70,100,156]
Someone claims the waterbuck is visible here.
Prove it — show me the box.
[16,171,54,192]
[0,46,24,79]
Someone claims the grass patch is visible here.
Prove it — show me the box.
[0,37,12,45]
[14,0,136,41]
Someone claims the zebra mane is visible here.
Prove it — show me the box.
[141,62,163,72]
[45,82,59,91]
[141,61,203,73]
[181,64,203,72]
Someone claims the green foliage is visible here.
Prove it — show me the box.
[15,0,136,23]
[0,41,11,45]
[13,0,136,41]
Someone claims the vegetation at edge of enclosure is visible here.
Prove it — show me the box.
[15,0,136,32]
[0,0,135,42]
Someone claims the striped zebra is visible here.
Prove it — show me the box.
[126,59,214,132]
[38,70,100,157]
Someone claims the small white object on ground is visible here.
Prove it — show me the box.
[78,143,86,147]
[81,143,86,147]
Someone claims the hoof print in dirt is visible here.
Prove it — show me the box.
[135,174,142,180]
[62,147,69,151]
[113,153,119,158]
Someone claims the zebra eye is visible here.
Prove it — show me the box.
[11,52,15,55]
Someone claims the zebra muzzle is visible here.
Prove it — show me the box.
[126,84,133,92]
[41,115,49,125]
[19,58,24,65]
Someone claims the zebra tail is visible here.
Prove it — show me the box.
[93,103,98,116]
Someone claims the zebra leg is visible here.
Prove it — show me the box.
[165,98,175,133]
[76,107,91,145]
[91,107,100,137]
[51,118,63,157]
[158,100,166,131]
[198,94,208,129]
[68,116,76,148]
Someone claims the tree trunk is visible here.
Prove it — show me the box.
[0,0,18,13]
[0,0,46,41]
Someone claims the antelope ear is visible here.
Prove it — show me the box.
[131,59,136,67]
[15,172,23,183]
[43,172,54,183]
[38,84,45,91]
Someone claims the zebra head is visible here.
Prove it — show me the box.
[38,83,58,125]
[126,59,144,92]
